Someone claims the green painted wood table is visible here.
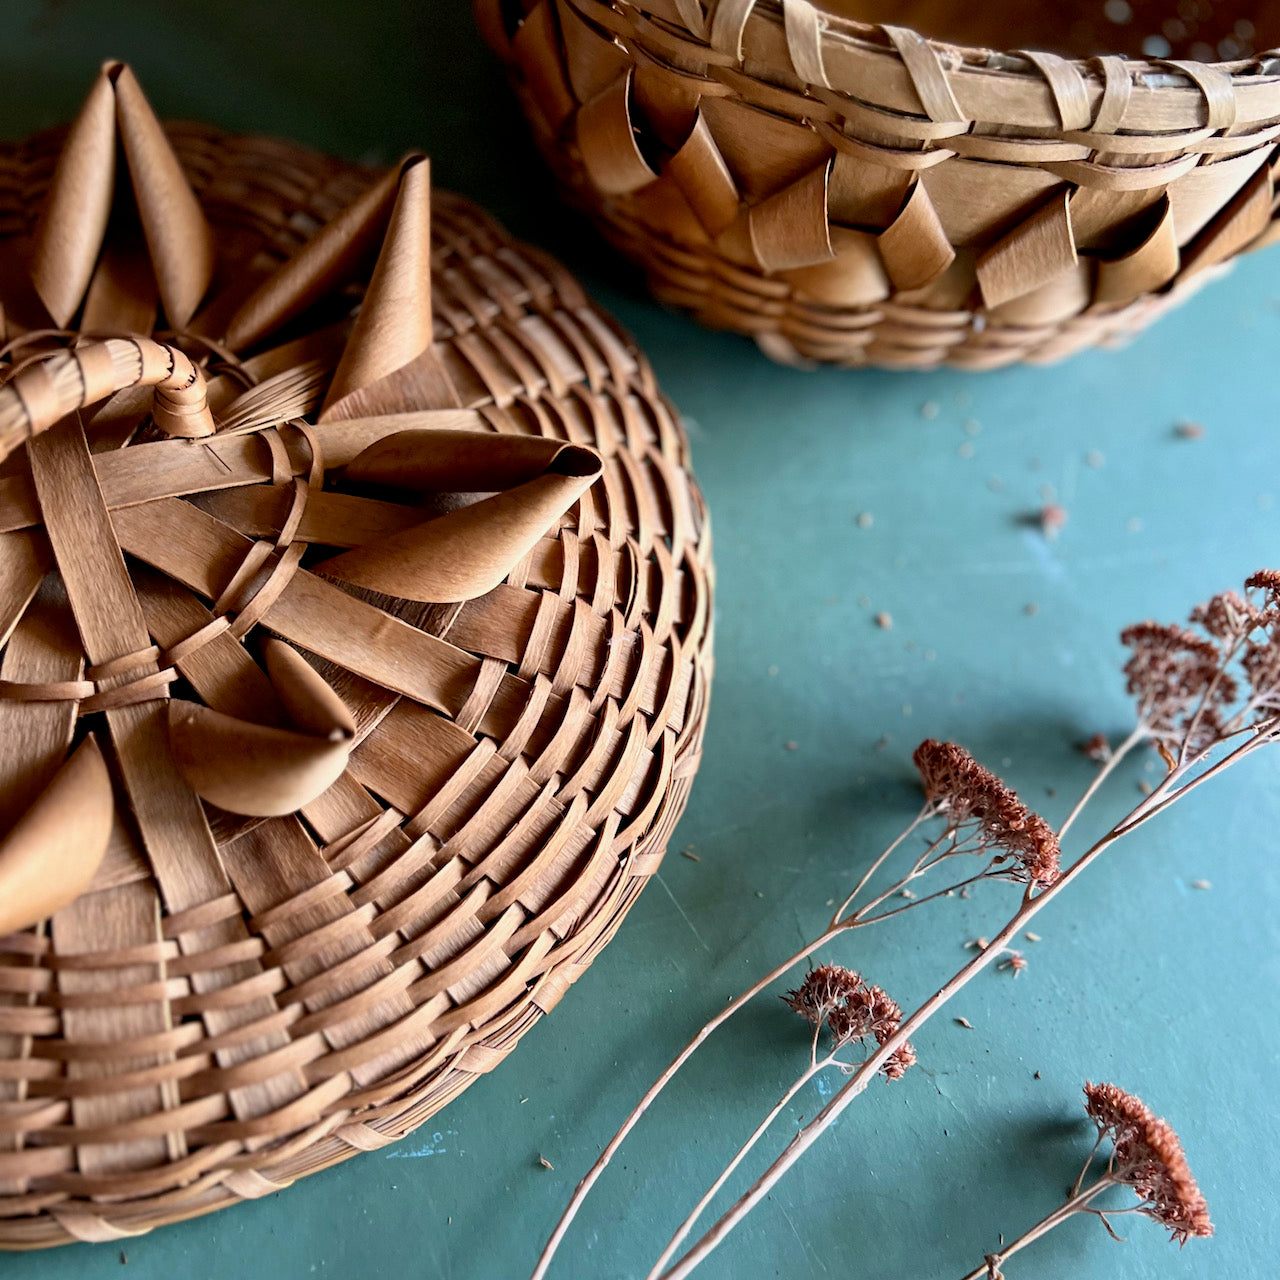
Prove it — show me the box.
[2,4,1277,1278]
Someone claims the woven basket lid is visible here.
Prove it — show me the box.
[0,63,712,1247]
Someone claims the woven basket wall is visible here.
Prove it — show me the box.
[477,0,1280,369]
[0,64,712,1248]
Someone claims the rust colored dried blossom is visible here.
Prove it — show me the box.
[912,741,1061,888]
[1124,573,1280,753]
[1083,1082,1213,1245]
[1238,572,1280,714]
[783,965,915,1081]
[1120,623,1234,753]
[1245,569,1280,605]
[1190,591,1262,640]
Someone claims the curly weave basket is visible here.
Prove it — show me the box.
[478,0,1280,369]
[0,64,712,1247]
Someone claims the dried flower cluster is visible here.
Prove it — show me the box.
[1120,623,1234,754]
[1083,1083,1213,1245]
[1123,570,1280,758]
[783,965,916,1080]
[912,740,1061,888]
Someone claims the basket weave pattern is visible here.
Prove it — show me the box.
[0,70,711,1248]
[479,0,1280,369]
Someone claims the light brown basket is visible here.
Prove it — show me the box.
[477,0,1280,369]
[0,63,712,1247]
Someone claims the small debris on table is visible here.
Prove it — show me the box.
[1175,420,1205,439]
[998,951,1027,977]
[1085,449,1105,468]
[874,611,893,630]
[921,399,940,419]
[1024,602,1039,616]
[784,740,798,751]
[1138,779,1153,795]
[899,888,916,900]
[1078,733,1112,762]
[965,937,990,950]
[955,1017,973,1029]
[856,511,874,529]
[1025,931,1042,943]
[680,849,700,862]
[539,1155,554,1170]
[1191,879,1212,890]
[1039,504,1067,539]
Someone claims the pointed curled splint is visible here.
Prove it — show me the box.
[318,430,603,603]
[0,737,115,935]
[0,338,214,465]
[167,639,356,817]
[320,156,434,420]
[28,62,214,330]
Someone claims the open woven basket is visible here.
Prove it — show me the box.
[478,0,1280,369]
[0,64,712,1247]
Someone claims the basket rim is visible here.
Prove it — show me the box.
[616,0,1280,133]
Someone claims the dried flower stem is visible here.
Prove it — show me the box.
[534,576,1280,1280]
[656,725,1270,1280]
[528,925,845,1280]
[957,1178,1117,1280]
[960,1081,1212,1277]
[531,740,1126,1280]
[644,1025,831,1280]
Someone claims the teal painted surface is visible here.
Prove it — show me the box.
[2,5,1277,1278]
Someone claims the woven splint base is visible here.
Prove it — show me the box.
[0,70,712,1248]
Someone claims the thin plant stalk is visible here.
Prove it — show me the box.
[644,1026,831,1280]
[526,924,845,1280]
[957,1177,1117,1280]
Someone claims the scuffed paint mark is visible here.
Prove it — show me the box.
[385,1129,452,1159]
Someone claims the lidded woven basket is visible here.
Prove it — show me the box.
[478,0,1280,369]
[0,63,712,1247]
